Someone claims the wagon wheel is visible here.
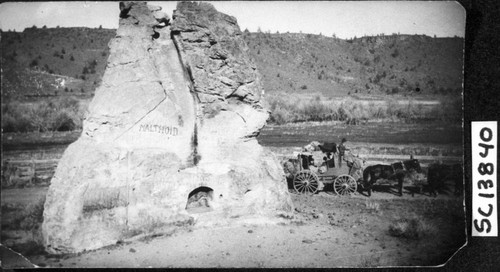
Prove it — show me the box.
[293,171,319,195]
[334,175,357,195]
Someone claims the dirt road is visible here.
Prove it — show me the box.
[3,189,465,268]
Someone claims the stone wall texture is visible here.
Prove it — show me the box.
[42,1,293,254]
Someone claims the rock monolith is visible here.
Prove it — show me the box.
[42,1,293,254]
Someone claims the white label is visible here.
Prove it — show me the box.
[472,121,497,236]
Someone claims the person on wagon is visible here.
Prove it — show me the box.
[338,138,349,167]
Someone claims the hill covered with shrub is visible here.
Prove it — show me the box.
[244,31,463,97]
[1,27,463,100]
[1,27,114,99]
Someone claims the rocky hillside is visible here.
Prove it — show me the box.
[1,27,115,98]
[244,31,463,97]
[1,27,463,100]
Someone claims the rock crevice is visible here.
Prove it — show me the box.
[42,1,292,254]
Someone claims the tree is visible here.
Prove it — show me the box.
[391,48,399,58]
[30,59,39,67]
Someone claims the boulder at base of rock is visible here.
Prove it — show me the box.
[42,1,293,254]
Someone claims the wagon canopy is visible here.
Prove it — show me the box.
[318,142,337,153]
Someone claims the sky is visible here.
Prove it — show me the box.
[0,1,465,39]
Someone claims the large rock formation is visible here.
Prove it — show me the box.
[42,1,293,254]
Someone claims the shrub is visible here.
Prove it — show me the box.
[388,216,437,239]
[10,195,46,231]
[20,196,46,230]
[1,102,36,132]
[1,97,86,133]
[1,111,34,132]
[266,93,459,125]
[373,71,387,84]
[29,59,38,68]
[391,48,399,58]
[270,107,293,125]
[53,110,77,131]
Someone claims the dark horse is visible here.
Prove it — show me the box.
[362,159,422,196]
[427,163,463,197]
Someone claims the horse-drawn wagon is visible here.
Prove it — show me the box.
[285,141,461,198]
[288,150,364,196]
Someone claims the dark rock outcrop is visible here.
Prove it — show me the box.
[172,1,264,106]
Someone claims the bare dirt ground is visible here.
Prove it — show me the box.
[2,187,465,268]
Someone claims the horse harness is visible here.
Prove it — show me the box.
[391,161,406,173]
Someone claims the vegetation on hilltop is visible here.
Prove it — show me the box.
[1,27,463,99]
[1,27,115,98]
[243,31,463,97]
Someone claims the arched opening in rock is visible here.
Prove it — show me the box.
[185,186,214,214]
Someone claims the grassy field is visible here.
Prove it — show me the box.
[265,93,461,125]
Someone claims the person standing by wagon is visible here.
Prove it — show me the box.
[338,138,349,167]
